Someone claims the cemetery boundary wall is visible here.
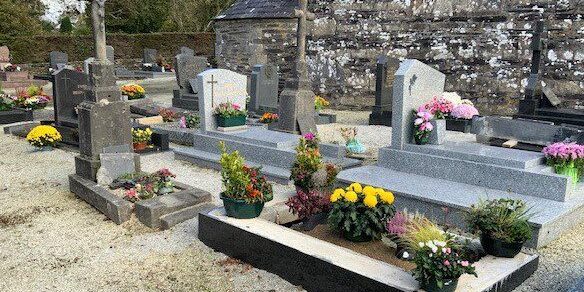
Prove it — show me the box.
[214,1,584,115]
[0,32,215,65]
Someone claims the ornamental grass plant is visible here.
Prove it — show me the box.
[466,198,532,244]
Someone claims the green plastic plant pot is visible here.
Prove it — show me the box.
[221,194,265,219]
[480,233,524,258]
[216,115,246,128]
[555,165,579,184]
[422,278,459,292]
[343,231,373,243]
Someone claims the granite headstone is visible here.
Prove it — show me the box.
[174,54,207,95]
[249,64,279,114]
[196,69,248,131]
[50,51,68,70]
[391,59,445,150]
[180,47,195,56]
[53,68,88,127]
[143,48,157,64]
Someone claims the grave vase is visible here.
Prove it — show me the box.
[422,278,459,292]
[216,115,246,128]
[554,164,579,184]
[429,119,446,145]
[220,193,265,219]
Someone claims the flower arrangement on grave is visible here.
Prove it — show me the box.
[219,142,273,219]
[121,83,146,100]
[179,113,200,129]
[450,104,479,120]
[156,55,172,72]
[259,112,279,124]
[159,108,178,122]
[26,125,62,150]
[289,133,338,193]
[131,128,153,151]
[419,96,454,119]
[466,198,533,258]
[412,239,477,292]
[3,64,20,72]
[542,142,584,183]
[314,95,330,112]
[11,85,51,110]
[0,94,14,111]
[115,169,177,202]
[340,127,366,154]
[413,111,434,145]
[214,102,247,128]
[327,182,396,242]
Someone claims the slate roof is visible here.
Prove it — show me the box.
[215,0,297,20]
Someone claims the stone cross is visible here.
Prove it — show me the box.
[292,0,315,89]
[524,20,546,101]
[91,0,108,62]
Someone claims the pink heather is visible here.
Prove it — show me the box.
[543,142,584,161]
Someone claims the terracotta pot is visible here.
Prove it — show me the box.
[133,142,148,151]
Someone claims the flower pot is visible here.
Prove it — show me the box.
[343,231,373,242]
[422,278,459,292]
[429,119,446,145]
[555,165,579,184]
[220,194,265,219]
[480,233,524,258]
[133,142,148,151]
[346,139,366,154]
[216,115,246,128]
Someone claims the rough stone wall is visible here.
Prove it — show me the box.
[215,1,584,115]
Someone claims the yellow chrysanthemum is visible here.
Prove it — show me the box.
[330,192,342,203]
[379,191,395,205]
[376,188,385,195]
[26,125,62,148]
[349,183,363,193]
[333,188,345,198]
[363,186,377,197]
[363,195,378,208]
[344,191,358,203]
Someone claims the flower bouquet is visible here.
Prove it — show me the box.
[12,85,51,110]
[214,102,247,128]
[419,96,454,119]
[219,142,273,219]
[259,112,279,124]
[179,113,200,129]
[340,127,366,154]
[413,111,434,145]
[542,142,584,183]
[26,125,62,150]
[119,169,177,202]
[314,95,330,112]
[121,83,146,100]
[328,182,396,242]
[131,128,153,151]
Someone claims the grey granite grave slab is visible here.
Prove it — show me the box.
[196,69,248,132]
[206,127,298,149]
[391,59,445,150]
[179,46,194,56]
[378,147,571,202]
[337,165,584,248]
[472,116,584,146]
[143,48,157,64]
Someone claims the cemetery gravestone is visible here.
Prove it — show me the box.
[250,64,279,114]
[369,55,398,126]
[54,68,88,127]
[0,46,9,67]
[50,51,68,70]
[196,69,248,132]
[391,59,445,150]
[84,58,95,74]
[143,48,157,64]
[172,54,208,110]
[106,45,115,63]
[180,47,195,56]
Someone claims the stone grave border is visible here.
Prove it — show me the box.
[70,174,211,228]
[199,208,539,292]
[0,109,33,125]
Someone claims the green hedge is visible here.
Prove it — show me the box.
[0,32,215,64]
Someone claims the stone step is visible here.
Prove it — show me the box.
[160,202,217,230]
[337,165,584,248]
[404,141,544,169]
[205,128,299,149]
[174,147,292,184]
[378,148,572,202]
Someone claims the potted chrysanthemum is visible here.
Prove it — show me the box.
[214,102,247,128]
[219,142,273,219]
[328,182,396,242]
[542,142,584,183]
[26,125,62,151]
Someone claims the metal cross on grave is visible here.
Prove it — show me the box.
[207,74,218,107]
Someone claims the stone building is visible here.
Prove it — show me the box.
[214,0,584,115]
